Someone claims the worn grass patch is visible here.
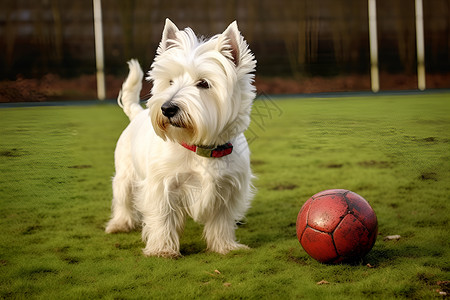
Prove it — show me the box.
[1,93,449,299]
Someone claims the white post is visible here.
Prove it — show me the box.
[368,0,379,93]
[93,0,106,100]
[415,0,426,91]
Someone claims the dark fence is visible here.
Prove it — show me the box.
[1,0,449,80]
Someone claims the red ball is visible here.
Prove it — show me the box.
[296,189,378,264]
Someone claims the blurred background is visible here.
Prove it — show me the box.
[0,0,449,102]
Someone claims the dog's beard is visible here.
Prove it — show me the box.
[149,100,198,144]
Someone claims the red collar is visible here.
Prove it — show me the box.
[181,142,233,158]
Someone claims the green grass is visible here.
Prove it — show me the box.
[1,93,449,299]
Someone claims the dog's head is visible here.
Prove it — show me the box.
[147,19,256,147]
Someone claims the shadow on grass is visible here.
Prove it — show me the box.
[363,241,445,267]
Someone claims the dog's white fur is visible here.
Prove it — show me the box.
[105,19,256,257]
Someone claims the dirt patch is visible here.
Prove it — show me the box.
[251,159,266,166]
[421,137,437,143]
[270,184,298,191]
[0,148,25,157]
[0,74,129,102]
[419,172,438,181]
[358,160,393,168]
[1,72,449,103]
[324,163,343,168]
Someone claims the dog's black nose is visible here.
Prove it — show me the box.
[161,101,179,118]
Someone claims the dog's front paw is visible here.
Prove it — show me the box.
[142,247,181,258]
[105,218,135,233]
[209,242,250,255]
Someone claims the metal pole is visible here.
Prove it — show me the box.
[368,0,379,93]
[93,0,106,100]
[415,0,426,91]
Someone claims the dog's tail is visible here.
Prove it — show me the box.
[118,59,144,121]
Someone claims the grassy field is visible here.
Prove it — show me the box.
[1,93,449,299]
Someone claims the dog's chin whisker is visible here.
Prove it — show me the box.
[167,116,195,132]
[154,113,171,131]
[169,120,184,128]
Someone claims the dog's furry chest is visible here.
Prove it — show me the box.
[139,158,240,222]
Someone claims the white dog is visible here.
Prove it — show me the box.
[105,19,257,258]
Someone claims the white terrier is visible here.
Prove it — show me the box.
[105,19,257,258]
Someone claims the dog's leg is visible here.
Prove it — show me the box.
[203,206,249,255]
[200,175,251,254]
[140,188,185,258]
[105,173,137,233]
[105,141,137,233]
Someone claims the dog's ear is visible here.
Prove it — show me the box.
[159,18,180,52]
[220,21,242,66]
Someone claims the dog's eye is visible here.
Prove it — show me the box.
[196,79,210,89]
[169,80,174,85]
